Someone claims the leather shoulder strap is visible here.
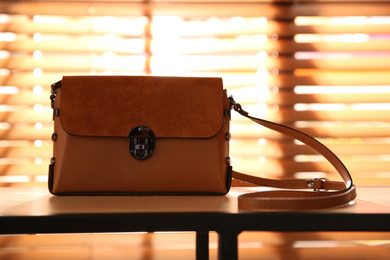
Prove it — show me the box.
[229,97,357,210]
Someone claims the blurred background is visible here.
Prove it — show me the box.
[1,0,390,259]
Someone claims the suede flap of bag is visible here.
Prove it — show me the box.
[59,75,224,138]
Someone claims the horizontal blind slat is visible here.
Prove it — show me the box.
[4,41,386,54]
[231,124,390,139]
[231,141,390,157]
[0,126,53,140]
[232,109,390,123]
[0,91,49,106]
[232,159,390,177]
[276,41,390,53]
[4,15,390,37]
[0,39,146,54]
[0,163,49,176]
[0,146,52,159]
[269,57,390,70]
[295,24,390,35]
[1,2,389,17]
[1,55,147,71]
[0,16,147,36]
[0,73,85,88]
[269,72,390,87]
[233,92,390,105]
[3,55,390,72]
[0,111,52,124]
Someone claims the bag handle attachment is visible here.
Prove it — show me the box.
[229,96,357,210]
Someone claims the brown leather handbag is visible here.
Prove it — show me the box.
[49,75,356,210]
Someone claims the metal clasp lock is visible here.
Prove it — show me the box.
[128,126,156,160]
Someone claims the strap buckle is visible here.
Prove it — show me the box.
[314,178,329,192]
[306,178,329,192]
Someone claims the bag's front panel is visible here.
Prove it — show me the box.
[52,126,230,194]
[50,76,231,195]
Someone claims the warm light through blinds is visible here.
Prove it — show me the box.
[1,0,390,186]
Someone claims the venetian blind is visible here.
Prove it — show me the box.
[0,0,390,187]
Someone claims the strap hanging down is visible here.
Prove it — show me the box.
[229,97,357,210]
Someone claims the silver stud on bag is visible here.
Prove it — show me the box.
[225,133,231,141]
[306,180,315,188]
[226,157,231,165]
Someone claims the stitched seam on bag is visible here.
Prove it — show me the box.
[60,77,224,138]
